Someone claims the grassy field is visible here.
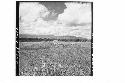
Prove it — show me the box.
[19,41,92,76]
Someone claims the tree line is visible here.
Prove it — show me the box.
[19,38,91,42]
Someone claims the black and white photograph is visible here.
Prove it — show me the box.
[16,1,93,76]
[1,0,125,82]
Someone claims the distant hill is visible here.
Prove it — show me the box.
[19,34,87,39]
[19,34,91,42]
[19,34,55,39]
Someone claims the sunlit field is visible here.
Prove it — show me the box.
[19,41,92,76]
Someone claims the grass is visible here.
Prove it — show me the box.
[19,41,92,76]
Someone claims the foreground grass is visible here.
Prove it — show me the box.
[19,41,92,76]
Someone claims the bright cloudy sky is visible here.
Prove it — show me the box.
[19,2,92,39]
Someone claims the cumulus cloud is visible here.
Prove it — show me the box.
[19,2,49,23]
[19,2,50,34]
[58,2,91,25]
[19,2,91,39]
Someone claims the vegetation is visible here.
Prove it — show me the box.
[19,34,91,42]
[19,41,92,76]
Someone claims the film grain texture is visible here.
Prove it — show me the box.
[16,1,93,76]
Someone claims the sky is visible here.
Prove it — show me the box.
[19,2,92,39]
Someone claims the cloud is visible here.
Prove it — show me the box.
[58,2,91,25]
[19,2,50,34]
[19,2,50,23]
[19,2,91,39]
